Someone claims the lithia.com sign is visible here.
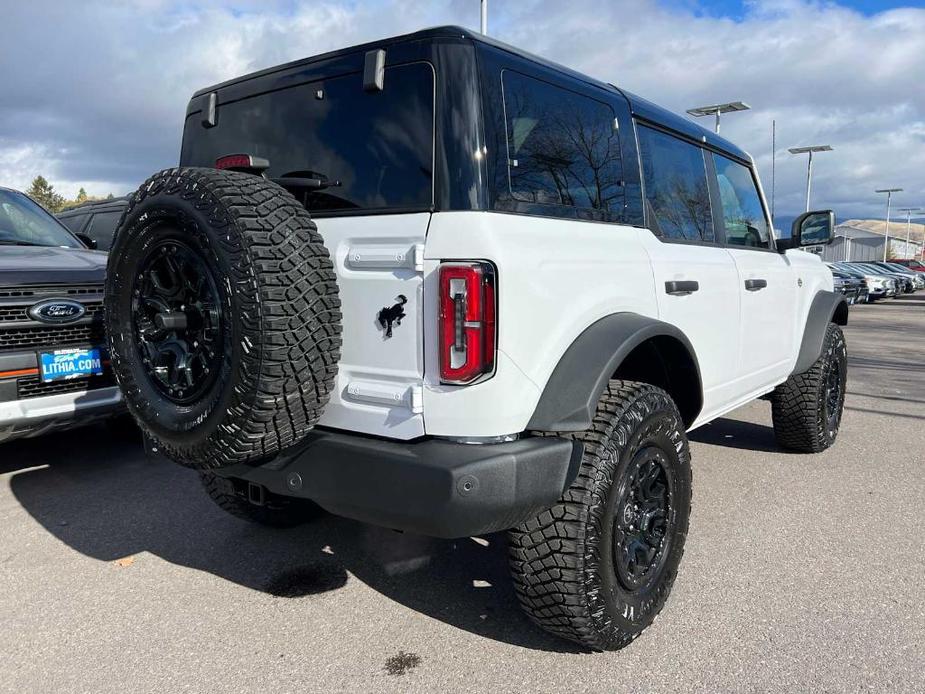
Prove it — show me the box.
[39,348,105,382]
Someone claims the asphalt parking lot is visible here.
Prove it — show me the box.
[2,295,923,693]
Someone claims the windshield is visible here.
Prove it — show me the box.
[181,62,435,214]
[0,190,82,248]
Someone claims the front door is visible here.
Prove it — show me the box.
[710,152,796,393]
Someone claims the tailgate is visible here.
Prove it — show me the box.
[314,213,429,439]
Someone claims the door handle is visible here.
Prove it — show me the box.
[664,280,699,295]
[745,278,768,291]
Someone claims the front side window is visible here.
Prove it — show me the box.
[0,190,81,248]
[501,71,623,218]
[637,126,713,242]
[712,153,770,249]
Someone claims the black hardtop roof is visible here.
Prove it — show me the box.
[192,25,750,162]
[56,196,130,216]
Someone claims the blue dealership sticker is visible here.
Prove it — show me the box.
[39,348,105,382]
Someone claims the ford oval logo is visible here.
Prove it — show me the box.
[28,299,86,324]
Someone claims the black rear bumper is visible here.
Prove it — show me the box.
[210,430,584,538]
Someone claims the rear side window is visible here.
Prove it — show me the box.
[712,153,770,249]
[181,62,435,213]
[501,71,623,219]
[87,210,122,250]
[59,214,87,234]
[637,126,714,242]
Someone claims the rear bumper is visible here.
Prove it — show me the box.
[0,386,123,442]
[211,429,583,538]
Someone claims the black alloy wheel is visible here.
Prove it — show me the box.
[132,238,223,405]
[612,447,675,593]
[823,339,846,436]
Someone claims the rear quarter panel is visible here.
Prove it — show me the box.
[422,211,657,437]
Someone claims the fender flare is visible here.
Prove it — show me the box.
[526,313,703,431]
[791,290,849,375]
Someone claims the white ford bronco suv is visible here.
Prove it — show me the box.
[104,27,848,650]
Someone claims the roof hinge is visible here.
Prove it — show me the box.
[363,49,386,92]
[202,92,217,128]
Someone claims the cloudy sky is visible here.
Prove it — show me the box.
[1,0,923,221]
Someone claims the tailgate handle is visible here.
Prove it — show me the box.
[665,280,699,295]
[745,278,768,291]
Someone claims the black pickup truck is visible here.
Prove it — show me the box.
[0,187,122,443]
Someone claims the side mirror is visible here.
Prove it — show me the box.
[75,233,98,250]
[789,210,835,250]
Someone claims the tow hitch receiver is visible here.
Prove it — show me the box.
[247,482,266,506]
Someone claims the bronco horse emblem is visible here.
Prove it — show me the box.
[377,295,407,338]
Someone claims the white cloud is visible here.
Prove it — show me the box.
[0,0,922,218]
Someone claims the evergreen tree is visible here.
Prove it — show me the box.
[26,175,65,213]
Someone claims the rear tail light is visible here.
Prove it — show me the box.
[215,153,270,174]
[438,262,496,384]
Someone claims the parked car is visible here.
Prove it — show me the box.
[838,262,905,295]
[872,261,925,291]
[830,269,867,304]
[830,263,893,300]
[103,26,849,651]
[56,196,130,251]
[0,187,122,442]
[851,262,916,294]
[876,261,925,289]
[892,258,925,273]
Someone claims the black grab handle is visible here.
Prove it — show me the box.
[744,278,768,291]
[664,280,700,295]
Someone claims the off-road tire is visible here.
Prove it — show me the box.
[105,167,341,469]
[509,381,692,651]
[771,323,847,453]
[200,473,325,528]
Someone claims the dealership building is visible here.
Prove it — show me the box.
[818,223,923,262]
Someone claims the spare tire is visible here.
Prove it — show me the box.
[104,167,341,468]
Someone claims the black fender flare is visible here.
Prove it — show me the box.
[791,290,849,375]
[526,313,703,431]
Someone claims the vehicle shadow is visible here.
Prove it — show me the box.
[688,416,787,454]
[5,425,580,653]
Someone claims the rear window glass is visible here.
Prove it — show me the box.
[501,71,623,219]
[638,126,714,242]
[181,62,435,213]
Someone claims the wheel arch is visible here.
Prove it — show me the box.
[791,290,848,375]
[526,313,703,431]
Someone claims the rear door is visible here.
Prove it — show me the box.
[710,152,797,392]
[635,124,742,421]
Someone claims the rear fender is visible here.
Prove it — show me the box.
[527,313,702,431]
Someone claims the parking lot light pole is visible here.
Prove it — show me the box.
[686,101,750,134]
[876,188,903,261]
[788,145,833,212]
[899,208,922,259]
[480,0,488,34]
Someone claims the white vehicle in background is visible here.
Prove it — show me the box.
[104,27,849,651]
